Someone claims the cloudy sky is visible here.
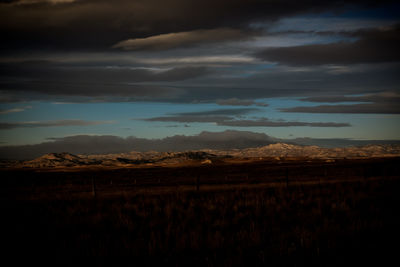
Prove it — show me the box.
[0,0,399,156]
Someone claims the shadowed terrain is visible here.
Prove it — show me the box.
[2,157,400,266]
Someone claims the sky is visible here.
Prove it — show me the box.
[0,0,399,157]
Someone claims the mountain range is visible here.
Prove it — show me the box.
[2,143,400,168]
[1,130,400,160]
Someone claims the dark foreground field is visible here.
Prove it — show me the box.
[2,157,400,266]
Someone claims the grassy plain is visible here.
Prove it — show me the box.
[1,157,400,266]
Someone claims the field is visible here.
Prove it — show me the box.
[2,157,400,266]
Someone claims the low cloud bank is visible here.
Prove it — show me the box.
[0,130,277,160]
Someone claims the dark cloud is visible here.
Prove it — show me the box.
[1,61,399,103]
[216,98,256,106]
[0,62,211,99]
[145,115,232,123]
[286,92,400,114]
[281,103,400,114]
[165,63,400,104]
[0,105,31,114]
[144,108,351,127]
[8,1,77,4]
[300,92,400,103]
[113,28,252,51]
[0,83,183,101]
[0,1,399,106]
[143,108,256,123]
[255,103,269,107]
[216,98,268,107]
[176,108,258,116]
[300,95,370,103]
[218,118,350,127]
[164,124,190,128]
[255,26,400,65]
[0,119,112,129]
[0,0,392,52]
[0,62,210,83]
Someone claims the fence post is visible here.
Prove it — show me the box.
[285,168,289,188]
[196,176,200,191]
[92,177,97,198]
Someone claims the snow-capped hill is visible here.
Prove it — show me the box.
[4,144,400,168]
[264,143,299,150]
[37,152,81,161]
[24,152,83,167]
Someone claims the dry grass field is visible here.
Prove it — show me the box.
[1,157,400,266]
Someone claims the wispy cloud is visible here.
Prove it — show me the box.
[143,108,255,123]
[216,98,268,107]
[136,55,255,65]
[113,28,251,51]
[281,103,400,114]
[9,0,77,5]
[300,92,400,103]
[144,108,350,127]
[146,115,231,123]
[0,105,32,115]
[0,119,114,130]
[175,108,258,116]
[218,118,350,127]
[255,26,400,65]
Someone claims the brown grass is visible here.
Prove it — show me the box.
[1,157,400,266]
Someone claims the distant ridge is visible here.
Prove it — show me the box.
[24,152,84,168]
[0,130,399,160]
[290,137,400,148]
[3,143,399,168]
[37,152,81,161]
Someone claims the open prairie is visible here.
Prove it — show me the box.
[2,157,400,266]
